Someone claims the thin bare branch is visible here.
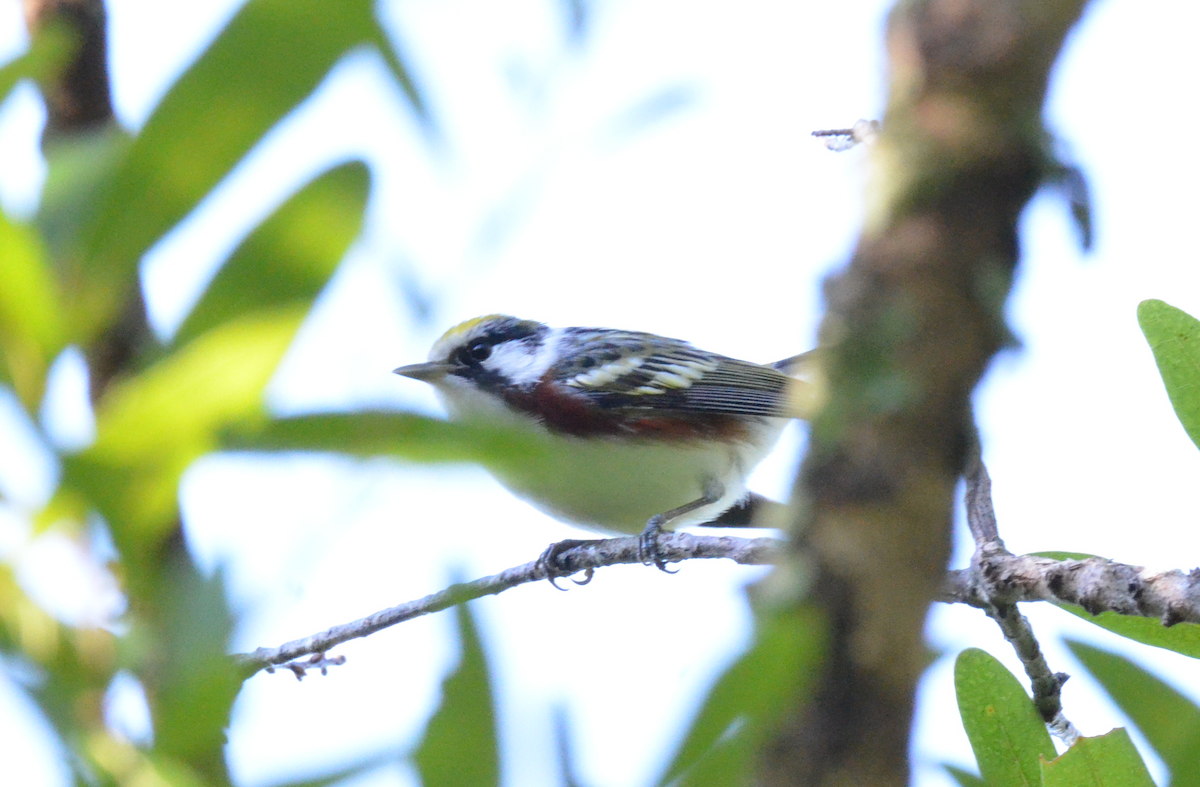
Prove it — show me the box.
[235,531,778,675]
[963,450,1079,744]
[941,554,1200,625]
[964,447,1002,547]
[237,511,1200,682]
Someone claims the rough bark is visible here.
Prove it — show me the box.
[758,1,1090,784]
[23,0,113,136]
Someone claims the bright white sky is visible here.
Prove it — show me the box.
[1,1,1199,786]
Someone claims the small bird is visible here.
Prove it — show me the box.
[394,315,820,578]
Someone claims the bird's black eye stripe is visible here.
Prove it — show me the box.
[450,318,546,373]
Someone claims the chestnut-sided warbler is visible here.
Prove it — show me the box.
[394,315,820,575]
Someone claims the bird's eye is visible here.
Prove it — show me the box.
[457,341,492,365]
[470,341,492,361]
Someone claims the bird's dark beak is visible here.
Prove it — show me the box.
[393,362,453,382]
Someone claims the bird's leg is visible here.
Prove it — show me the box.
[639,482,724,572]
[536,539,605,590]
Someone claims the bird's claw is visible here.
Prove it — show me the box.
[637,518,678,573]
[536,539,598,590]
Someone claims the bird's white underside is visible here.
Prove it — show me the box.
[433,374,787,534]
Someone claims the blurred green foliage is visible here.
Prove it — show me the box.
[0,2,439,785]
[1068,640,1200,786]
[413,603,499,787]
[657,604,826,787]
[944,763,990,787]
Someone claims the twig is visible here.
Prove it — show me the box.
[266,652,347,681]
[235,531,778,675]
[963,451,1080,745]
[963,449,1001,545]
[238,507,1200,683]
[811,119,880,151]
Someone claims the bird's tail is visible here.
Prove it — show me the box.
[771,349,825,419]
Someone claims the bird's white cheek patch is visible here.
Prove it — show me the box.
[482,332,559,387]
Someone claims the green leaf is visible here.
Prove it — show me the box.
[27,20,130,271]
[63,308,305,546]
[230,412,546,467]
[413,602,498,787]
[1041,729,1155,787]
[61,152,369,545]
[0,20,74,104]
[670,725,756,787]
[37,126,132,275]
[658,604,827,787]
[944,764,990,787]
[1034,552,1095,561]
[0,211,65,409]
[150,561,240,777]
[174,161,370,346]
[1032,553,1200,659]
[1138,299,1200,451]
[128,756,210,787]
[1067,640,1200,784]
[955,648,1056,787]
[73,0,424,339]
[1058,606,1200,661]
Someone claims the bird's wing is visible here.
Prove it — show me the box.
[553,331,800,418]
